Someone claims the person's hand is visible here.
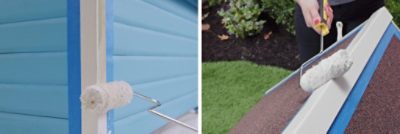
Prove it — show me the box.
[296,0,334,35]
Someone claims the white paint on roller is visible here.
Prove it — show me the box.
[300,49,353,92]
[81,81,133,114]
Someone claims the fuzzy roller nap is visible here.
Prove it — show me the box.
[300,49,353,92]
[81,81,133,114]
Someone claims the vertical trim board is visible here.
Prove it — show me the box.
[67,0,82,134]
[80,0,108,134]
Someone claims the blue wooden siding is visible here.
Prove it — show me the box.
[112,0,198,133]
[0,0,68,133]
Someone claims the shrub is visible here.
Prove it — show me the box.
[262,0,400,35]
[261,0,296,35]
[218,0,266,38]
[207,0,226,7]
[386,0,400,26]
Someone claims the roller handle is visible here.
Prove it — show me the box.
[314,0,330,36]
[319,0,328,23]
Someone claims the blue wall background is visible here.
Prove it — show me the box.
[0,0,68,133]
[111,0,198,133]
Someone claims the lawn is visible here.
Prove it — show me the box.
[202,61,292,134]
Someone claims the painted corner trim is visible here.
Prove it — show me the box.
[67,0,82,134]
[80,0,109,133]
[105,0,115,133]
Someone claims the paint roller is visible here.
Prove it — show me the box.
[81,81,198,132]
[81,81,133,114]
[300,19,352,92]
[300,49,353,92]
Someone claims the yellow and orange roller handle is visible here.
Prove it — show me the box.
[314,0,330,36]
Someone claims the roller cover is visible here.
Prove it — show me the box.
[300,49,353,92]
[81,81,133,114]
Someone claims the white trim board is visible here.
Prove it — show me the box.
[80,0,108,134]
[283,7,393,134]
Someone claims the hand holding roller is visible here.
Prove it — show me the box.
[313,0,331,36]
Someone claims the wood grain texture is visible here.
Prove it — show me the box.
[0,0,68,133]
[111,1,198,133]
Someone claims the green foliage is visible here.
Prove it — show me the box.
[386,0,400,26]
[202,61,291,134]
[261,0,296,34]
[218,0,266,38]
[207,0,225,7]
[260,0,400,35]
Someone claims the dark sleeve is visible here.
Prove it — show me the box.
[329,0,355,6]
[332,0,384,21]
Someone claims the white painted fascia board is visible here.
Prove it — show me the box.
[81,0,108,134]
[283,7,393,134]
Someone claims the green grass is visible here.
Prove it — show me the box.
[387,0,400,26]
[202,61,292,134]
